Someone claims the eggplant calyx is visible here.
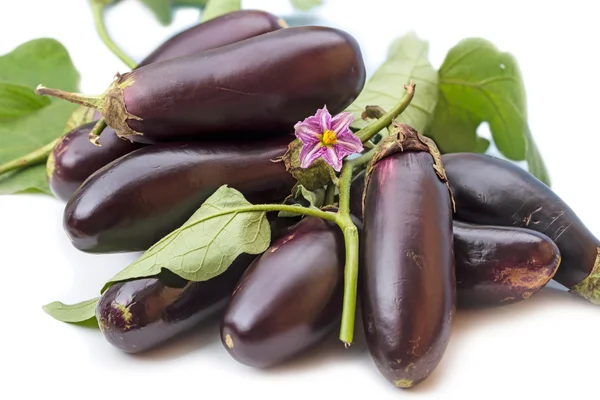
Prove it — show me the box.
[570,247,600,304]
[101,75,144,141]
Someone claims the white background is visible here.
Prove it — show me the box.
[1,0,599,399]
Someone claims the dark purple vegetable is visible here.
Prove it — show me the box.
[38,26,366,144]
[96,215,297,354]
[47,11,284,202]
[443,153,600,303]
[140,10,286,66]
[221,216,345,368]
[64,137,296,253]
[360,125,455,389]
[48,122,144,202]
[453,221,560,307]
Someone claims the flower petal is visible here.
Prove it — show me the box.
[294,121,322,144]
[321,146,343,171]
[299,142,326,169]
[331,112,355,134]
[334,131,364,153]
[315,105,332,131]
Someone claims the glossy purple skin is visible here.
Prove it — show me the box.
[139,10,284,66]
[97,256,253,354]
[453,221,560,307]
[48,122,144,202]
[121,26,366,143]
[221,217,345,368]
[64,137,296,253]
[361,152,455,389]
[442,153,599,289]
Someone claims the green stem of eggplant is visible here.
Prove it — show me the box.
[88,119,108,146]
[90,0,137,69]
[324,184,336,206]
[355,82,415,143]
[334,160,360,346]
[0,139,59,176]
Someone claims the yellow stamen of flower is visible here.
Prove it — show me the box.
[322,130,337,146]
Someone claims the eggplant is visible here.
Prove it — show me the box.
[64,137,296,253]
[48,123,144,202]
[96,215,297,354]
[453,221,560,307]
[352,171,560,307]
[37,26,366,144]
[47,11,284,202]
[443,153,600,303]
[140,10,286,66]
[360,125,455,389]
[220,216,346,368]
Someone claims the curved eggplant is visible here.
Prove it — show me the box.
[97,258,250,354]
[38,26,366,144]
[443,153,600,303]
[64,137,296,253]
[47,11,284,202]
[140,10,285,66]
[453,221,560,307]
[48,122,144,202]
[361,126,455,389]
[221,216,345,368]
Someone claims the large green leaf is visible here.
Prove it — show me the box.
[103,186,271,290]
[290,0,323,10]
[428,38,527,160]
[0,83,50,120]
[200,0,241,22]
[524,125,551,186]
[0,39,80,195]
[345,32,439,136]
[43,297,100,324]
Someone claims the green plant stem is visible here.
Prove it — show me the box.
[324,184,336,206]
[355,82,415,143]
[352,147,377,170]
[90,0,137,69]
[334,159,360,346]
[0,138,59,176]
[88,118,107,146]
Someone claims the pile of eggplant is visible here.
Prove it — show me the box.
[44,10,600,391]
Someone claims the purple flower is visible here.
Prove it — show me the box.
[294,106,363,172]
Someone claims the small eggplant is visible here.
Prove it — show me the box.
[453,221,560,307]
[361,125,455,389]
[64,137,296,253]
[47,11,284,202]
[48,123,144,202]
[37,26,366,144]
[140,10,286,66]
[96,216,297,354]
[220,216,346,368]
[443,153,600,303]
[352,172,561,307]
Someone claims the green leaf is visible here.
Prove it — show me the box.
[173,0,208,6]
[140,0,173,25]
[104,186,271,290]
[43,297,100,324]
[428,38,528,160]
[290,0,323,10]
[0,39,80,195]
[524,125,551,186]
[279,184,325,218]
[0,83,50,120]
[200,0,240,21]
[345,32,439,136]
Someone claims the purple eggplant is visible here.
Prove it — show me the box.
[443,153,600,303]
[360,125,455,389]
[453,221,560,307]
[48,122,144,202]
[63,137,296,253]
[220,217,345,368]
[48,10,284,202]
[37,26,366,144]
[140,10,286,66]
